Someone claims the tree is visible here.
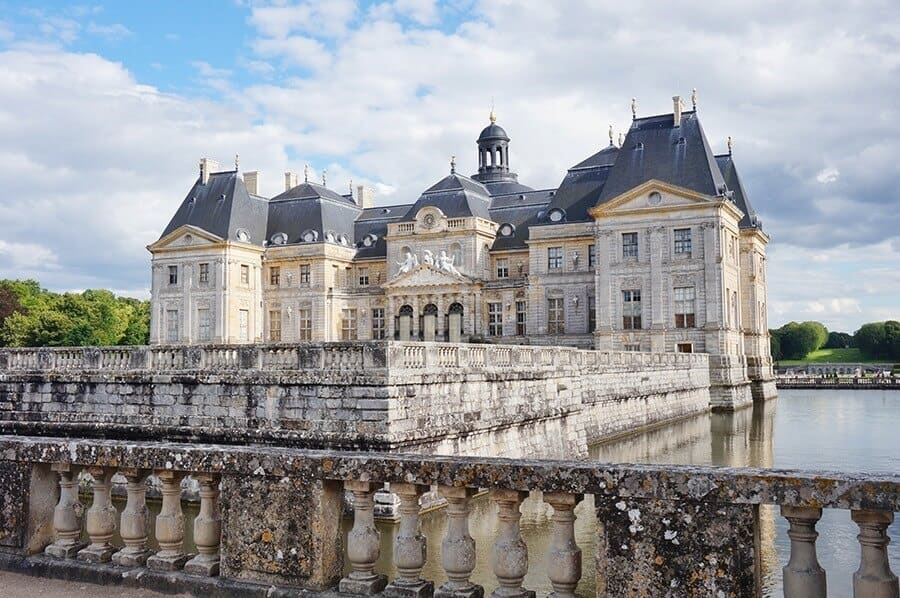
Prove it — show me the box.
[885,320,900,360]
[118,297,151,345]
[855,322,888,359]
[769,333,782,361]
[803,321,829,351]
[824,331,853,349]
[775,321,821,360]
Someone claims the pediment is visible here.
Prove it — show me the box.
[147,225,225,252]
[383,264,472,289]
[590,180,715,218]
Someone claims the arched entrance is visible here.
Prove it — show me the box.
[397,305,413,341]
[447,302,464,343]
[422,304,438,342]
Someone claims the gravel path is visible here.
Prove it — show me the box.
[0,570,183,598]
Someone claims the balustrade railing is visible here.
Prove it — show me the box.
[1,436,897,597]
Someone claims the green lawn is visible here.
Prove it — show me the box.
[779,348,895,365]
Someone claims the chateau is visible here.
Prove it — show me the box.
[148,95,776,402]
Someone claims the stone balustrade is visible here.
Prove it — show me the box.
[0,435,898,597]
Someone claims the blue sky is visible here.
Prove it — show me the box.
[0,0,898,333]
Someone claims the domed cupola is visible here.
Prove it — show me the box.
[472,109,519,186]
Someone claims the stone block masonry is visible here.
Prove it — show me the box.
[0,342,718,459]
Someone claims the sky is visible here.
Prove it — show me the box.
[0,0,897,333]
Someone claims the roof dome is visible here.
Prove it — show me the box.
[478,122,509,141]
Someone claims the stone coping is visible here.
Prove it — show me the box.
[2,435,898,511]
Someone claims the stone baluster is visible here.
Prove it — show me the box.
[851,509,899,598]
[76,467,118,562]
[147,471,190,570]
[112,468,152,566]
[781,506,826,597]
[435,486,483,598]
[544,493,583,598]
[491,489,534,598]
[45,464,87,558]
[385,483,432,597]
[185,474,222,576]
[339,481,387,595]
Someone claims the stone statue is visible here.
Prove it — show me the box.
[397,250,418,274]
[438,250,459,275]
[422,250,435,266]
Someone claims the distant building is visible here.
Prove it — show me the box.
[148,95,775,401]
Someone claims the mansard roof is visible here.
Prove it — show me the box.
[401,173,492,221]
[488,190,553,251]
[266,182,361,246]
[543,144,620,223]
[160,171,269,246]
[715,153,761,229]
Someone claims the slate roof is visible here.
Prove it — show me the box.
[267,181,361,246]
[353,204,410,259]
[488,190,554,251]
[715,154,761,229]
[478,123,509,141]
[160,171,269,245]
[400,173,493,222]
[543,144,620,223]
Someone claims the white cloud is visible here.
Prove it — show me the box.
[815,167,840,184]
[0,240,58,270]
[85,22,132,40]
[392,0,439,25]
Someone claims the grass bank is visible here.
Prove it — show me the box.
[779,348,895,366]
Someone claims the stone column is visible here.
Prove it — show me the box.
[851,509,899,598]
[44,464,86,559]
[544,493,583,598]
[185,474,222,576]
[113,468,152,566]
[384,483,432,598]
[339,481,387,595]
[781,506,826,597]
[490,489,534,598]
[435,486,482,598]
[147,470,189,571]
[77,467,118,563]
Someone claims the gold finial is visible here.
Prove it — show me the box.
[304,164,309,183]
[618,132,625,146]
[727,135,733,155]
[608,124,614,146]
[631,97,637,120]
[489,100,496,124]
[691,88,697,110]
[450,155,456,174]
[322,169,327,186]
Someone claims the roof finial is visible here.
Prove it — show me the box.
[631,97,637,120]
[450,154,456,174]
[691,88,697,111]
[322,168,327,186]
[727,135,733,155]
[489,97,496,124]
[349,178,353,197]
[618,132,625,146]
[304,164,309,183]
[608,124,614,146]
[234,153,240,171]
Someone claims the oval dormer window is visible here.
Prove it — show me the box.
[498,223,515,237]
[363,233,378,247]
[548,208,565,223]
[325,231,336,243]
[338,234,349,246]
[648,191,662,206]
[271,232,288,245]
[236,228,251,242]
[301,229,318,243]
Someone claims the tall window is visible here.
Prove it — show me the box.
[371,308,386,339]
[358,267,369,287]
[197,308,211,341]
[298,308,312,341]
[622,233,638,258]
[548,247,563,270]
[547,298,565,334]
[239,309,249,341]
[496,258,509,279]
[674,228,692,255]
[588,295,596,332]
[240,264,250,285]
[168,265,178,285]
[588,244,596,269]
[622,290,641,329]
[674,287,696,328]
[198,263,209,284]
[269,310,282,341]
[166,309,178,342]
[341,309,358,340]
[487,302,503,336]
[299,264,311,284]
[515,301,527,336]
[270,266,281,286]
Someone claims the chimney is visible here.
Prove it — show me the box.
[243,171,259,195]
[284,171,298,192]
[200,158,219,185]
[672,96,684,127]
[357,185,375,209]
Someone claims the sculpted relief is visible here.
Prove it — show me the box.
[395,247,462,277]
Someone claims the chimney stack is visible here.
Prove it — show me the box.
[244,171,260,195]
[357,185,375,209]
[200,158,219,185]
[284,171,298,192]
[672,96,684,127]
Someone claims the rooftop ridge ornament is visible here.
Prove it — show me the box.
[692,88,697,111]
[450,155,456,174]
[322,169,327,186]
[304,164,310,183]
[349,178,353,197]
[631,97,637,120]
[234,153,240,172]
[618,132,625,146]
[608,124,614,146]
[489,97,496,124]
[727,135,733,155]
